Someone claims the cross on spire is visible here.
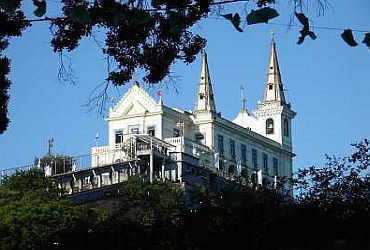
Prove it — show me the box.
[270,29,275,42]
[240,84,246,111]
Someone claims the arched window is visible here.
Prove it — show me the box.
[283,119,289,137]
[266,118,274,134]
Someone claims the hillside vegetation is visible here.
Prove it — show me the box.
[0,139,369,250]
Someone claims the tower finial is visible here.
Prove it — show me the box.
[270,29,275,42]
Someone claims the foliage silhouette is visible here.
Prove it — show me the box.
[0,168,92,250]
[1,0,368,134]
[0,139,369,249]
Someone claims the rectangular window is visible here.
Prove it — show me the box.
[252,148,258,169]
[147,126,155,137]
[263,153,268,173]
[273,157,279,176]
[284,119,289,137]
[130,127,139,134]
[230,139,236,160]
[115,130,123,144]
[217,134,224,156]
[173,128,180,137]
[195,133,205,144]
[241,144,247,164]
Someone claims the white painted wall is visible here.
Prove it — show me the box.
[93,83,294,185]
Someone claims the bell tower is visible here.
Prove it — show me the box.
[253,31,296,148]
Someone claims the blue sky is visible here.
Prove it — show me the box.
[1,0,369,172]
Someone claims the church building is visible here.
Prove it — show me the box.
[91,34,296,193]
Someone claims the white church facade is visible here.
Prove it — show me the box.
[91,35,296,192]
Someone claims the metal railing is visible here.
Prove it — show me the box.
[0,154,92,181]
[0,164,37,181]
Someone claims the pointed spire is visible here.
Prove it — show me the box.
[194,50,216,114]
[262,30,286,104]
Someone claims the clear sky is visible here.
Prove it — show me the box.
[1,0,369,172]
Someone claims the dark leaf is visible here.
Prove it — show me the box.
[33,0,46,17]
[222,13,243,32]
[0,0,18,13]
[133,11,151,27]
[297,29,317,45]
[341,29,358,47]
[106,7,125,26]
[362,33,370,49]
[297,35,304,45]
[295,12,317,45]
[67,5,90,24]
[168,11,183,35]
[246,7,279,25]
[222,13,233,20]
[295,12,309,27]
[308,31,317,40]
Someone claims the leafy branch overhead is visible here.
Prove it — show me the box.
[0,0,369,135]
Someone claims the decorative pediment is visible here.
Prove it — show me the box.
[109,83,160,119]
[121,101,147,116]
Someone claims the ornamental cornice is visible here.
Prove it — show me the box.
[107,111,163,121]
[253,107,283,117]
[162,106,193,122]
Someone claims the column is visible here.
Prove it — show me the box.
[150,149,154,183]
[161,159,165,181]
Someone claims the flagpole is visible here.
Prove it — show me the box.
[156,89,163,105]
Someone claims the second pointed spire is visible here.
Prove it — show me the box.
[262,31,286,104]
